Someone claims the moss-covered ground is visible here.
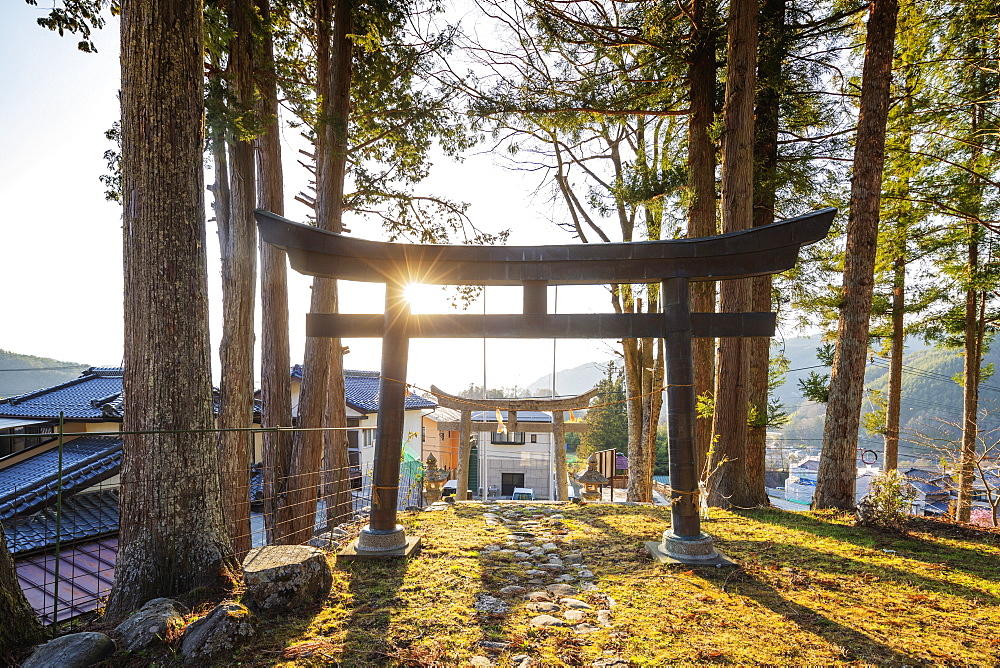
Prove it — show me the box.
[215,502,1000,666]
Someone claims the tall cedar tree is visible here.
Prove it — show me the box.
[107,0,236,619]
[279,0,354,543]
[707,0,760,508]
[687,0,719,478]
[217,0,258,561]
[255,0,294,544]
[814,0,899,510]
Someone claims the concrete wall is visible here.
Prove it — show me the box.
[474,429,554,500]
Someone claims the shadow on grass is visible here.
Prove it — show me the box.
[705,567,928,666]
[739,507,1000,582]
[339,557,409,666]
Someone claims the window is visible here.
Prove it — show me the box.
[491,431,526,445]
[501,472,525,497]
[439,432,445,440]
[0,425,53,458]
[530,434,537,443]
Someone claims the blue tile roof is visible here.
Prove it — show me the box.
[291,365,437,412]
[0,436,121,521]
[0,368,125,420]
[471,410,552,423]
[5,489,119,556]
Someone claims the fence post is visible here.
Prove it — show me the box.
[53,411,64,624]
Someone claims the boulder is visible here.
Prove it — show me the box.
[529,615,567,628]
[242,545,332,613]
[180,602,257,662]
[545,583,579,597]
[115,597,189,652]
[22,633,113,668]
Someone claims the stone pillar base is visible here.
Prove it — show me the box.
[645,531,737,566]
[338,525,422,562]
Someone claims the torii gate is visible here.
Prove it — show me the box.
[429,384,598,502]
[257,207,835,562]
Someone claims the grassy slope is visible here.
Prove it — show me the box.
[220,503,998,667]
[0,351,88,399]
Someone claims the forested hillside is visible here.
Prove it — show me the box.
[0,351,88,399]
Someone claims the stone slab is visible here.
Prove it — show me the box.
[645,541,738,566]
[337,536,421,561]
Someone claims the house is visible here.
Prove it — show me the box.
[470,410,556,500]
[288,366,437,477]
[902,467,1000,518]
[421,407,463,471]
[784,457,877,506]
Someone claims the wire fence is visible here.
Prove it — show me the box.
[0,424,425,626]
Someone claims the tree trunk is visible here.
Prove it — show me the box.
[0,524,46,653]
[281,0,354,543]
[813,0,899,509]
[708,0,757,508]
[217,0,257,562]
[883,257,905,470]
[957,241,981,522]
[255,0,294,545]
[108,0,236,620]
[814,0,898,510]
[687,0,718,478]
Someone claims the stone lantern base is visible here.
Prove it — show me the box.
[645,531,737,566]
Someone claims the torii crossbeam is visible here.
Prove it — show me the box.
[258,207,835,562]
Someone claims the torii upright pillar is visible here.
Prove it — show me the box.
[256,207,835,562]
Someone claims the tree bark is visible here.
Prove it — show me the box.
[255,0,293,545]
[883,256,905,470]
[217,0,257,562]
[0,523,46,653]
[814,0,898,510]
[281,0,354,543]
[108,0,236,620]
[708,0,757,508]
[687,0,718,478]
[957,240,982,522]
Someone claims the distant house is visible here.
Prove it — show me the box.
[288,366,437,476]
[902,467,999,517]
[422,407,463,471]
[470,410,556,500]
[784,457,878,506]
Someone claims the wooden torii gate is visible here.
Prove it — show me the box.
[257,207,835,562]
[429,384,598,502]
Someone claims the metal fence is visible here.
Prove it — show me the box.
[0,424,424,625]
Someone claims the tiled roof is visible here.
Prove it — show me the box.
[471,410,552,423]
[5,489,119,556]
[0,367,262,421]
[0,436,122,521]
[291,365,437,412]
[0,368,125,420]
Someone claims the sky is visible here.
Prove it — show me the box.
[1,3,617,394]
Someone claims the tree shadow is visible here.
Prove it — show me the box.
[740,507,1000,583]
[339,557,409,665]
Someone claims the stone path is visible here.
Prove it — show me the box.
[470,504,619,667]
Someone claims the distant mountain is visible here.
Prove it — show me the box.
[528,360,617,397]
[0,351,89,399]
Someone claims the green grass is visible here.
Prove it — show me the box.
[198,504,1000,665]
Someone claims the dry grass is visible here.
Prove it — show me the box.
[226,503,999,667]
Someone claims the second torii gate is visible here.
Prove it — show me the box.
[430,384,598,502]
[257,206,835,562]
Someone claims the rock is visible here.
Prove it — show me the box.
[499,585,527,596]
[550,514,564,519]
[564,555,584,565]
[546,583,579,597]
[242,545,332,613]
[578,570,594,579]
[115,597,189,651]
[555,574,576,582]
[537,564,564,572]
[527,591,551,601]
[517,561,534,568]
[480,544,502,554]
[512,655,533,668]
[560,598,592,610]
[473,593,510,616]
[526,579,546,585]
[592,657,630,667]
[180,602,257,662]
[541,543,558,552]
[524,569,544,576]
[597,610,613,627]
[22,632,114,668]
[579,581,599,591]
[526,602,560,613]
[470,655,493,667]
[479,640,509,652]
[529,615,567,628]
[494,549,517,557]
[573,623,602,634]
[514,552,531,559]
[307,532,337,548]
[564,610,587,622]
